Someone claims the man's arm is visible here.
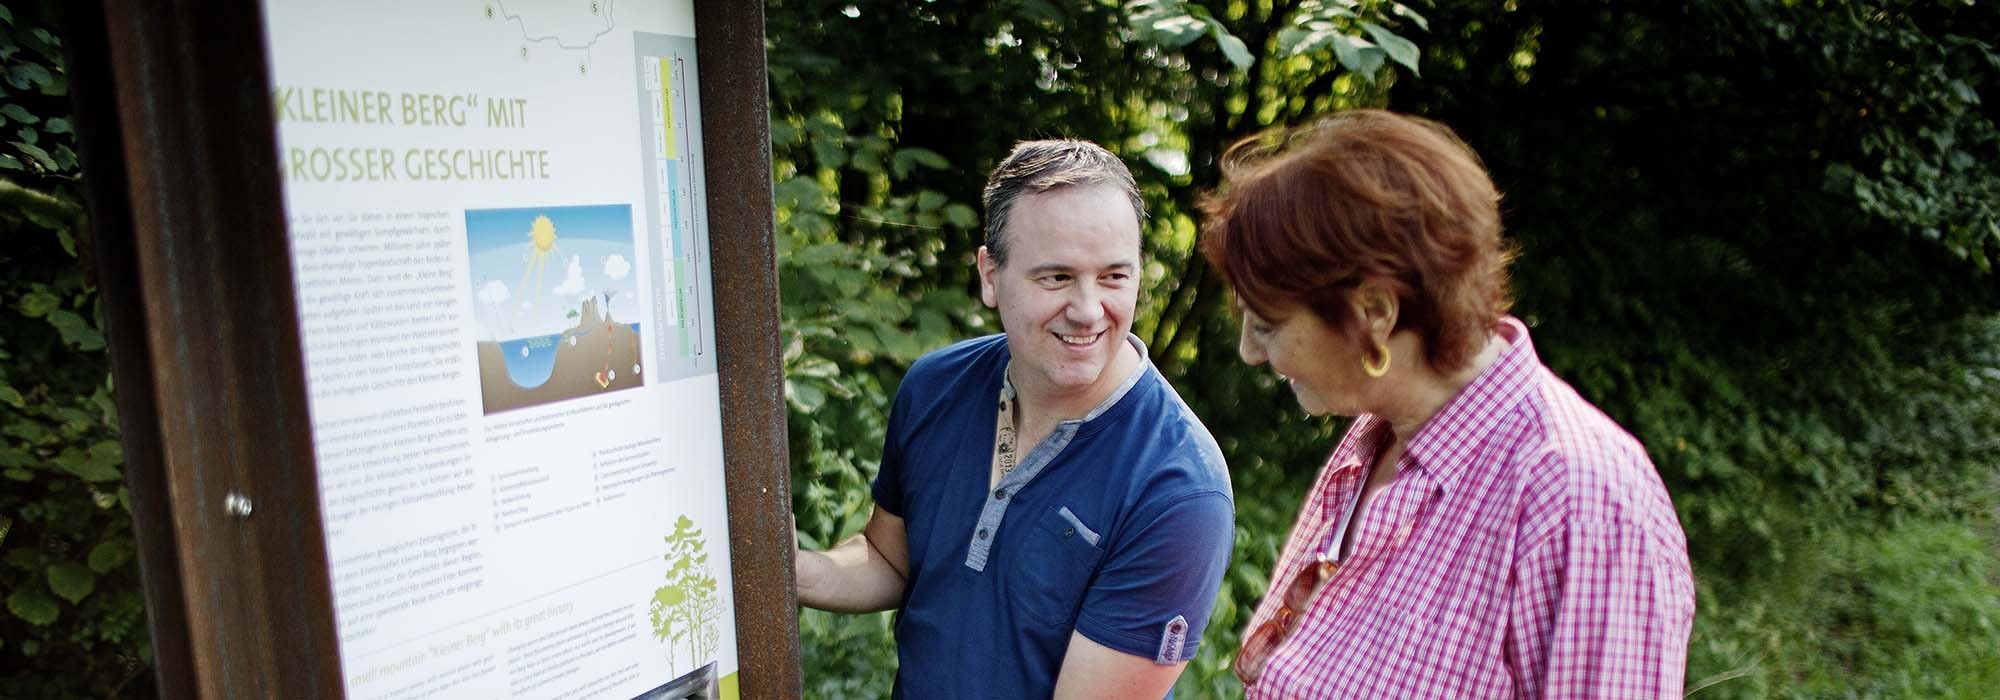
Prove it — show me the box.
[794,505,910,613]
[1052,633,1185,700]
[1053,490,1234,698]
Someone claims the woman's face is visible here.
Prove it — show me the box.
[1237,302,1373,417]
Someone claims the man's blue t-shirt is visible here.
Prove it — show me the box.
[872,334,1234,699]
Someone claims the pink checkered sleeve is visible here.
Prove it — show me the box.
[1508,514,1693,699]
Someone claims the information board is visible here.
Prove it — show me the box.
[261,2,742,697]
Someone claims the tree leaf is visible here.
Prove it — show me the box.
[51,144,74,171]
[1149,15,1208,48]
[0,446,32,468]
[810,137,847,170]
[785,379,826,412]
[89,440,123,464]
[1017,0,1064,24]
[46,562,95,604]
[5,65,52,91]
[54,225,75,261]
[790,355,841,379]
[1390,3,1430,32]
[7,589,58,626]
[773,175,824,212]
[916,190,947,212]
[891,147,949,179]
[42,117,68,134]
[46,310,105,351]
[11,140,54,170]
[1336,33,1384,76]
[1276,26,1309,55]
[0,385,21,409]
[769,121,799,146]
[1212,28,1254,70]
[850,147,883,174]
[17,290,58,318]
[1360,21,1420,75]
[944,203,978,229]
[88,540,134,574]
[1330,33,1385,77]
[0,103,33,124]
[54,446,120,483]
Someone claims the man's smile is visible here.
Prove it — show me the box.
[1057,331,1105,347]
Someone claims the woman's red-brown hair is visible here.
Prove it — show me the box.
[1200,109,1515,373]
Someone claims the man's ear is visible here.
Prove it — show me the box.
[976,246,999,308]
[1351,279,1399,343]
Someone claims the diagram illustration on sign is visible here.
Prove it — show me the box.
[485,0,615,76]
[467,204,643,414]
[631,31,716,384]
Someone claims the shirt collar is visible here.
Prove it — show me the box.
[1398,316,1541,495]
[1000,333,1151,425]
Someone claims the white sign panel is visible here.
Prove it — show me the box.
[261,1,738,697]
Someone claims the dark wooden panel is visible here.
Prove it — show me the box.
[696,1,804,698]
[60,1,199,696]
[79,0,344,696]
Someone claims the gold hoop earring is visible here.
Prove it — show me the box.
[1363,340,1391,378]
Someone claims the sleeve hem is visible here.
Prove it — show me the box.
[1074,613,1203,662]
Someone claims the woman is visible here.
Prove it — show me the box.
[1201,110,1695,698]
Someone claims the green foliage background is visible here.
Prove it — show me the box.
[769,1,2000,698]
[3,1,1998,698]
[0,2,153,698]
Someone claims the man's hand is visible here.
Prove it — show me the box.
[794,505,910,614]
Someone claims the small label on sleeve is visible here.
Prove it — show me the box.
[1155,615,1189,665]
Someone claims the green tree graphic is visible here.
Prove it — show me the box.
[649,515,723,674]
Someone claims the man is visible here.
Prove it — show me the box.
[794,140,1235,699]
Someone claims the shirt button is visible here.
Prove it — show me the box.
[977,528,989,539]
[993,488,1007,500]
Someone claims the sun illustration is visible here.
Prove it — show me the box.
[520,214,558,302]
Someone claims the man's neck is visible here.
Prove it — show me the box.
[1012,336,1142,429]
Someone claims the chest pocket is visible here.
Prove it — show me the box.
[1006,505,1106,627]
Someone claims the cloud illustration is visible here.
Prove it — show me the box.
[478,279,510,305]
[553,254,585,295]
[604,253,632,280]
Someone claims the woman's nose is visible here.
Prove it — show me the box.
[1238,323,1266,365]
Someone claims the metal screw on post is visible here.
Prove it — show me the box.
[223,492,254,520]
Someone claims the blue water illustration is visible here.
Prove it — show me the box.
[498,334,561,389]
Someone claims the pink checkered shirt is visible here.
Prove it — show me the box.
[1241,318,1695,699]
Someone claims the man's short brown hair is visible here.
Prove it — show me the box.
[983,140,1145,266]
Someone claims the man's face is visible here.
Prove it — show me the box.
[978,184,1142,400]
